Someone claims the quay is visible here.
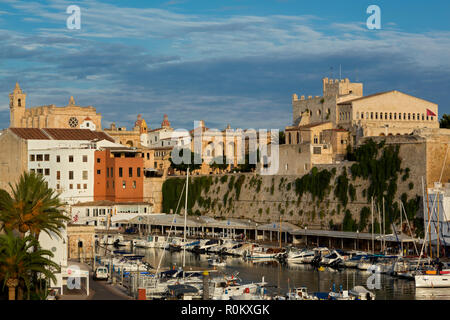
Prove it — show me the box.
[95,213,425,254]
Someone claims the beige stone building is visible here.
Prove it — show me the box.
[67,225,95,261]
[280,77,441,175]
[104,114,148,147]
[291,78,439,144]
[9,83,102,130]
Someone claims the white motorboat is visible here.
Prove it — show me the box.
[415,272,450,288]
[286,249,315,264]
[349,286,376,300]
[246,245,285,260]
[227,243,253,257]
[208,257,227,267]
[320,250,348,266]
[284,287,318,300]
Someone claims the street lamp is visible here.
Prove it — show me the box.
[304,226,308,247]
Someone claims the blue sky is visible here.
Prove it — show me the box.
[0,0,449,130]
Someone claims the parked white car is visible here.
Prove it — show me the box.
[93,267,109,281]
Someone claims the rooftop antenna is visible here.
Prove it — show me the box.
[339,64,342,80]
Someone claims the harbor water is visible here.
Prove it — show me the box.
[131,247,450,300]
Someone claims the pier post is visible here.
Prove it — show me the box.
[203,271,210,300]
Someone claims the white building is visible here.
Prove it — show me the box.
[17,128,123,205]
[71,200,153,229]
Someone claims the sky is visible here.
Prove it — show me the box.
[0,0,449,131]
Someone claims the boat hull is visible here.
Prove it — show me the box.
[415,274,450,288]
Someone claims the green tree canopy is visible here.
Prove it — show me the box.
[169,147,202,173]
[0,171,68,240]
[440,114,450,128]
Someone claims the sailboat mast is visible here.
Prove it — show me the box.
[400,200,403,256]
[437,189,440,259]
[382,197,385,254]
[183,167,189,268]
[426,186,432,259]
[371,197,374,254]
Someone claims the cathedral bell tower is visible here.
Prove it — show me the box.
[9,82,26,128]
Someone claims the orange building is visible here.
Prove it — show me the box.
[94,147,144,203]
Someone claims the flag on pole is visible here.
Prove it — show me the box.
[427,109,436,117]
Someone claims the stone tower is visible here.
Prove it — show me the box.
[9,82,26,128]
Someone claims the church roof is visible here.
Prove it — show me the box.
[9,128,114,142]
[9,128,50,140]
[43,128,114,142]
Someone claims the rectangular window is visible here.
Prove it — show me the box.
[110,167,114,177]
[69,184,73,190]
[119,167,123,177]
[86,209,90,217]
[44,154,50,161]
[83,155,88,162]
[36,154,43,161]
[56,155,60,162]
[106,181,109,188]
[69,171,74,180]
[83,171,88,180]
[97,170,101,175]
[30,169,35,173]
[122,181,126,189]
[37,168,43,175]
[45,168,50,176]
[57,171,61,180]
[106,168,109,178]
[133,181,136,189]
[129,167,133,177]
[77,184,81,190]
[97,158,101,163]
[147,153,150,160]
[30,154,35,162]
[56,184,60,190]
[69,155,74,162]
[83,184,87,189]
[137,167,141,177]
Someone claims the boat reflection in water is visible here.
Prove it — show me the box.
[415,288,450,300]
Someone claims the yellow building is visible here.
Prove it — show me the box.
[104,114,148,147]
[9,83,102,130]
[291,78,439,144]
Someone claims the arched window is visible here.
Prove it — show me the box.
[408,113,411,120]
[394,113,397,120]
[288,132,291,144]
[296,132,300,144]
[18,99,21,107]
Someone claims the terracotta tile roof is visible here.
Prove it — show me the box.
[337,91,394,105]
[43,128,115,142]
[285,122,331,131]
[9,128,51,140]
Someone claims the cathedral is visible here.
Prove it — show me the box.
[9,83,102,130]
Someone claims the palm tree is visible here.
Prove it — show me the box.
[0,231,59,300]
[440,114,450,129]
[0,171,69,240]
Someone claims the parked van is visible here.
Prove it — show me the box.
[93,267,109,281]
